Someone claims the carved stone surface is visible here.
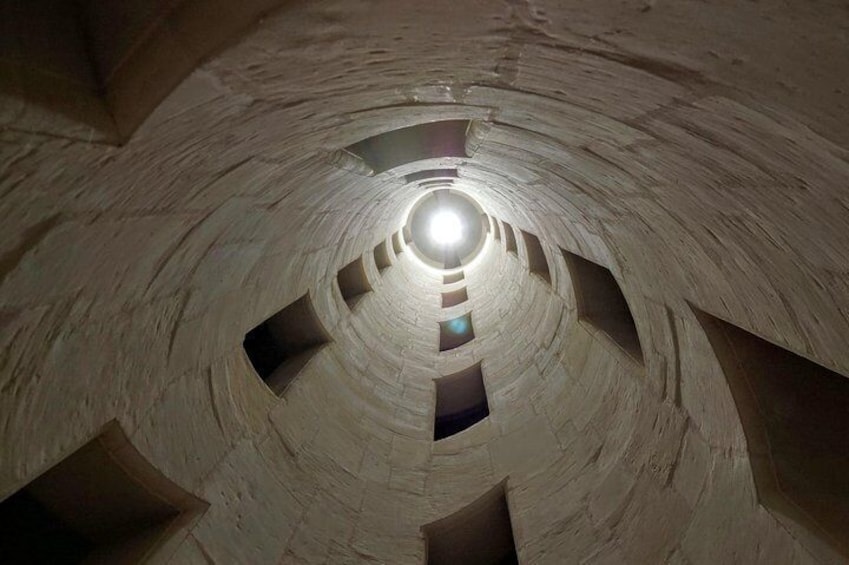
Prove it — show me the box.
[1,1,848,562]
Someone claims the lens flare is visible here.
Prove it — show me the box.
[446,317,469,334]
[430,210,463,245]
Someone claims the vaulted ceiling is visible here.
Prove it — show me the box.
[1,1,848,563]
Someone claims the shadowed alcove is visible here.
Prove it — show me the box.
[1,1,848,563]
[0,423,207,563]
[694,308,849,557]
[439,312,476,352]
[242,293,331,397]
[433,362,490,440]
[562,249,644,365]
[422,482,517,565]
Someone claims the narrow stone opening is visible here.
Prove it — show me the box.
[521,230,551,284]
[562,249,643,363]
[392,231,403,255]
[439,313,475,352]
[443,271,464,284]
[422,481,517,564]
[0,422,207,564]
[433,362,489,440]
[243,293,331,396]
[419,179,454,188]
[405,169,458,183]
[345,120,470,174]
[694,308,849,558]
[442,287,469,308]
[493,219,501,241]
[373,240,391,273]
[503,222,517,255]
[337,256,373,310]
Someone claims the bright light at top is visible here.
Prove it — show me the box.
[429,210,463,246]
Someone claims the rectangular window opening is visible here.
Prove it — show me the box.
[243,293,331,396]
[562,249,643,364]
[693,308,849,558]
[337,256,373,310]
[434,362,489,440]
[0,422,207,564]
[503,222,517,254]
[422,481,517,564]
[405,169,458,183]
[345,121,470,174]
[442,287,469,308]
[443,271,464,285]
[374,240,391,273]
[418,179,455,188]
[439,312,475,352]
[521,230,551,284]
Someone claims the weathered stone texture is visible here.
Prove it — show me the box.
[2,0,849,563]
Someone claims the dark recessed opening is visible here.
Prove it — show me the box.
[422,482,517,564]
[562,250,643,363]
[693,308,849,558]
[243,293,331,396]
[442,287,469,308]
[503,222,517,255]
[521,230,551,284]
[434,362,489,440]
[443,271,465,284]
[374,240,391,273]
[0,423,207,564]
[419,179,455,188]
[392,231,403,255]
[439,313,475,352]
[345,120,470,174]
[493,219,501,241]
[337,257,373,310]
[405,169,458,183]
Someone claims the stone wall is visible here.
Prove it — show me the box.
[2,0,849,563]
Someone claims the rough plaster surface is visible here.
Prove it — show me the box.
[1,1,849,563]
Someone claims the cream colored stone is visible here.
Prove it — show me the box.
[1,1,845,562]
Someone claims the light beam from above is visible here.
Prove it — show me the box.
[430,210,463,246]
